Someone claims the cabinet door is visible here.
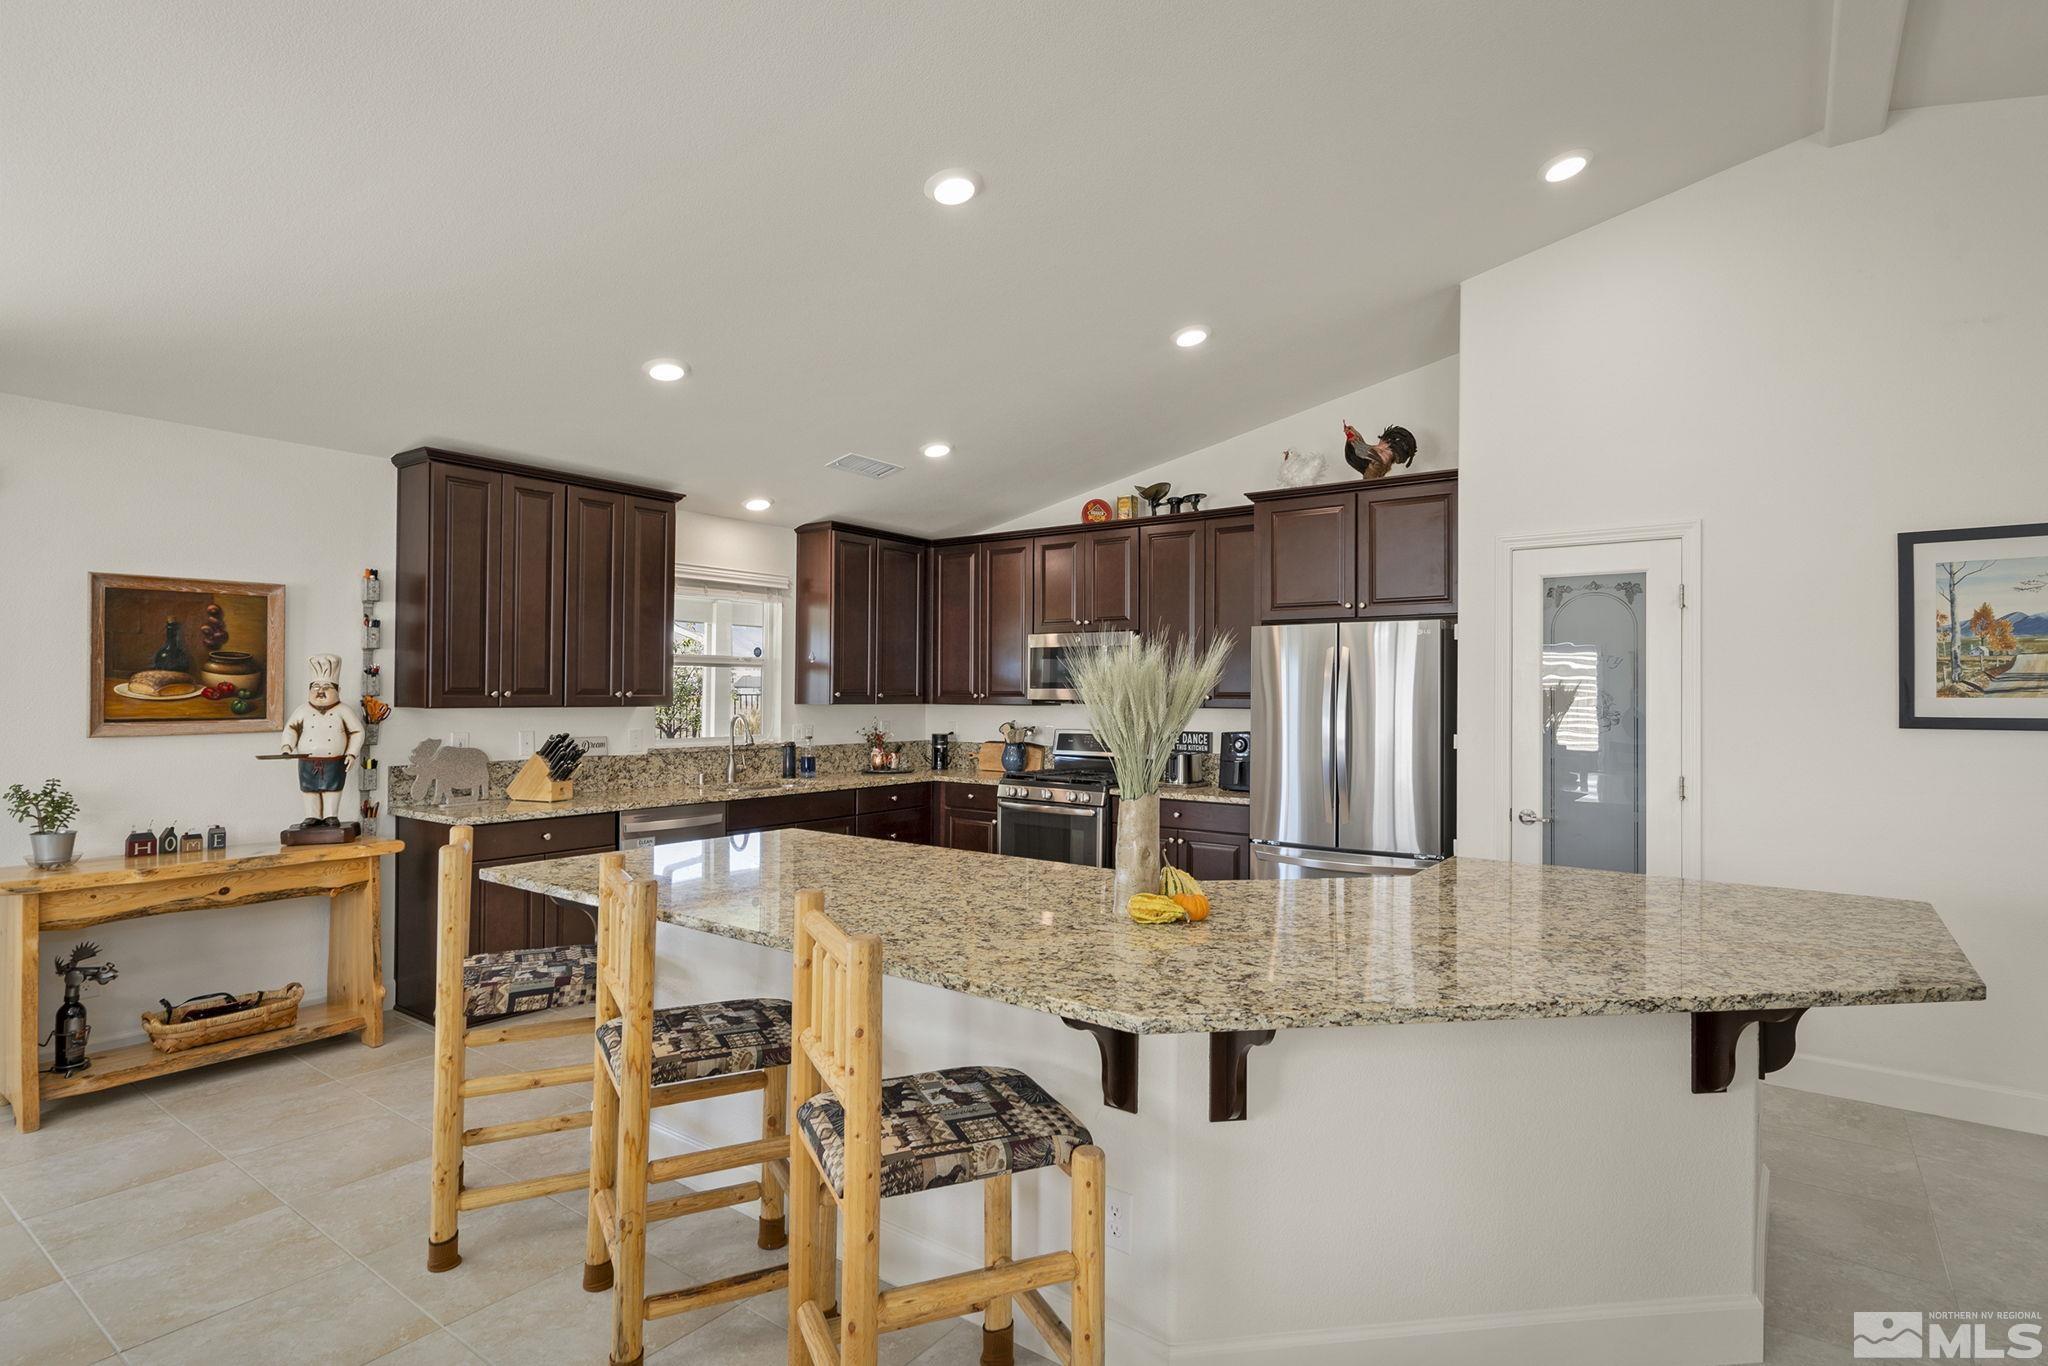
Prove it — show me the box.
[930,543,983,703]
[563,487,624,705]
[1140,522,1204,648]
[1255,493,1357,622]
[499,474,567,706]
[1178,831,1250,881]
[1359,482,1458,617]
[1084,528,1139,629]
[1203,515,1255,707]
[854,804,929,844]
[982,538,1035,703]
[472,874,541,955]
[619,496,676,703]
[830,532,878,704]
[427,462,501,707]
[873,539,925,704]
[543,893,599,948]
[1033,535,1087,633]
[941,808,998,854]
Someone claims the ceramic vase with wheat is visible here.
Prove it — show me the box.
[1112,790,1161,907]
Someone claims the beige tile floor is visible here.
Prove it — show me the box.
[1,1012,2042,1364]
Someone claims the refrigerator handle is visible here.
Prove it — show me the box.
[1321,643,1339,826]
[1334,641,1352,827]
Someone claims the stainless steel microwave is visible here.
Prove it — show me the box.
[1025,630,1134,701]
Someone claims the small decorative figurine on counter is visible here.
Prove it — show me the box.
[1276,448,1327,487]
[1343,423,1418,480]
[407,738,491,805]
[279,653,364,843]
[44,941,118,1077]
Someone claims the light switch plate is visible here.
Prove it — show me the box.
[627,727,645,753]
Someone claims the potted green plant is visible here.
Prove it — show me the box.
[1070,634,1230,907]
[6,779,82,868]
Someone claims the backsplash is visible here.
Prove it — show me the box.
[387,740,982,803]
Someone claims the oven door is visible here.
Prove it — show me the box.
[998,798,1107,866]
[1026,631,1134,702]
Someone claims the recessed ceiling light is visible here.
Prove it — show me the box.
[924,169,981,206]
[1173,326,1209,348]
[644,359,687,382]
[1542,152,1589,183]
[743,497,772,512]
[921,442,951,459]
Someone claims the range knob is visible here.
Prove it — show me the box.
[1065,790,1084,804]
[1035,788,1052,801]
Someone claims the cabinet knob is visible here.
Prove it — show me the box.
[1342,602,1352,609]
[835,691,842,699]
[490,689,500,698]
[542,832,552,841]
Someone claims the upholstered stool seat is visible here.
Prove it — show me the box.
[461,944,597,1021]
[797,1065,1092,1199]
[594,997,793,1088]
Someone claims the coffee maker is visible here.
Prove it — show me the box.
[1219,731,1251,792]
[929,732,953,771]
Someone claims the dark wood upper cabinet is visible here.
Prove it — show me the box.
[873,539,926,704]
[619,496,677,703]
[1140,521,1204,647]
[563,487,624,706]
[394,449,680,710]
[1204,514,1255,707]
[1359,480,1457,617]
[795,523,925,706]
[1249,471,1458,625]
[412,460,501,708]
[1032,535,1087,633]
[828,532,877,704]
[981,538,1034,704]
[930,543,983,703]
[1253,491,1357,622]
[1084,527,1139,629]
[499,475,567,706]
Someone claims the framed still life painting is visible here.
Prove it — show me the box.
[89,572,286,736]
[1898,523,2048,730]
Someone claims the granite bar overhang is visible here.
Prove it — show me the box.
[482,830,1984,1035]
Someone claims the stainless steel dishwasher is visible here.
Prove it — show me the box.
[618,803,726,850]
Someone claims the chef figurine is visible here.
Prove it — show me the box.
[280,654,363,829]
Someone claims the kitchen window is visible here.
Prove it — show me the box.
[654,571,786,743]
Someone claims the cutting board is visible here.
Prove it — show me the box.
[977,741,1046,775]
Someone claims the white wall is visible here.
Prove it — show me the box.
[991,354,1459,531]
[1456,96,2048,1132]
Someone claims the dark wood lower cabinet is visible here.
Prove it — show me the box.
[1158,799,1252,882]
[940,808,998,853]
[855,804,929,843]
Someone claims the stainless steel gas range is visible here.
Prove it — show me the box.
[996,730,1115,866]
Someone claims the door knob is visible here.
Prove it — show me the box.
[1515,809,1552,825]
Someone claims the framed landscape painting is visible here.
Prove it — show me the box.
[89,572,286,736]
[1898,523,2048,730]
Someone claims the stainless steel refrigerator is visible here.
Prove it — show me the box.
[1250,620,1449,879]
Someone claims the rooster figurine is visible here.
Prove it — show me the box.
[1342,423,1418,481]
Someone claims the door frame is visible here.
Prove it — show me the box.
[1489,521,1703,879]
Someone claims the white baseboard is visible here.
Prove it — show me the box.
[1774,1052,2048,1137]
[652,1115,1761,1366]
[1167,1294,1762,1366]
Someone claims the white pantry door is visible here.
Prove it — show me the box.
[1508,539,1685,875]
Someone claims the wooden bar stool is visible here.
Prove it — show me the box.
[428,826,600,1271]
[585,852,794,1366]
[786,891,1106,1366]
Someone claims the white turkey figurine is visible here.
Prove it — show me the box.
[1276,448,1325,487]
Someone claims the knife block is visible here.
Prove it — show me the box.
[505,753,574,803]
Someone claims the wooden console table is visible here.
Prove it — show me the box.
[1,839,400,1132]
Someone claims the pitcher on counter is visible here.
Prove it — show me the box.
[280,653,363,828]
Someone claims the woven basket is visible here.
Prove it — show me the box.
[141,983,303,1053]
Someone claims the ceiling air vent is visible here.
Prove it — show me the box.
[825,452,902,480]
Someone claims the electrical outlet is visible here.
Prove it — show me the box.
[627,727,645,753]
[516,730,535,755]
[1105,1187,1132,1254]
[448,731,469,748]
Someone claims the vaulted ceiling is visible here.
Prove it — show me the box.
[4,1,2042,534]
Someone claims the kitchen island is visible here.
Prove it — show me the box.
[487,833,1980,1365]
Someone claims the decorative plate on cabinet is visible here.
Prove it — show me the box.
[1081,498,1112,523]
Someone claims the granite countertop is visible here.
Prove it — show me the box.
[391,768,1249,825]
[481,833,1985,1035]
